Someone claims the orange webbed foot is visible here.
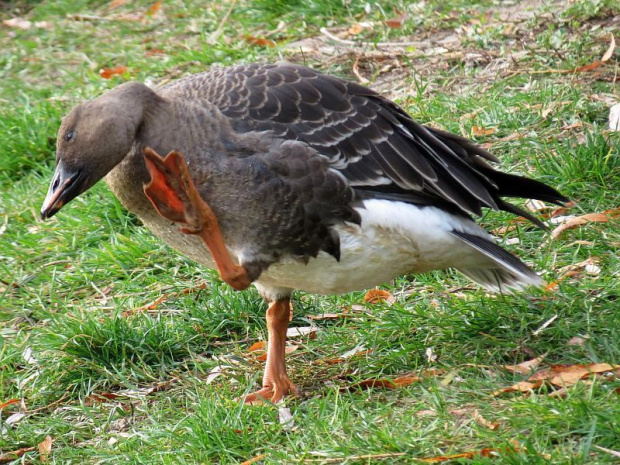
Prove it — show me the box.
[142,147,251,291]
[243,376,299,405]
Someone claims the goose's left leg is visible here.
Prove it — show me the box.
[244,298,298,404]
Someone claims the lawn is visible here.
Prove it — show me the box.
[1,0,619,463]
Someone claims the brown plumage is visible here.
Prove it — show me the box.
[41,62,567,404]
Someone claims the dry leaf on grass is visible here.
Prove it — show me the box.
[107,0,129,10]
[248,341,265,352]
[240,454,267,465]
[450,407,499,430]
[385,12,409,29]
[255,345,298,362]
[495,362,618,396]
[0,399,20,410]
[419,446,517,463]
[575,61,603,73]
[551,212,611,239]
[85,392,123,405]
[123,282,207,316]
[492,380,541,396]
[547,363,615,387]
[543,201,576,219]
[343,369,444,391]
[0,447,36,464]
[244,35,276,47]
[5,412,27,426]
[3,18,33,29]
[525,199,550,212]
[567,336,588,346]
[145,1,162,16]
[145,48,165,57]
[602,33,616,62]
[99,65,128,79]
[472,126,497,136]
[348,23,364,35]
[363,289,394,304]
[504,354,547,374]
[287,326,317,339]
[545,257,601,290]
[38,436,52,463]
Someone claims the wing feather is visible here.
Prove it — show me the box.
[161,63,567,220]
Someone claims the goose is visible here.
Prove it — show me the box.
[41,62,567,404]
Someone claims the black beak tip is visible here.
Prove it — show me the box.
[41,207,57,221]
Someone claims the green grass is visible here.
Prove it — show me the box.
[1,0,619,463]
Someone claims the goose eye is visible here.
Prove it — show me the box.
[65,130,75,142]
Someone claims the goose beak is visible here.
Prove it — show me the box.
[41,161,84,220]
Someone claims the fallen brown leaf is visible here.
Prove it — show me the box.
[567,336,587,346]
[255,345,298,362]
[38,436,52,463]
[385,12,409,29]
[525,199,549,212]
[85,392,123,405]
[450,407,499,430]
[601,34,616,62]
[551,212,610,239]
[3,17,33,30]
[558,257,601,277]
[547,363,615,387]
[0,398,20,410]
[107,0,129,10]
[248,341,265,352]
[348,23,364,35]
[602,207,620,218]
[548,387,568,398]
[363,289,394,304]
[343,369,443,391]
[492,380,542,396]
[244,35,276,47]
[504,354,547,374]
[145,48,165,57]
[419,447,515,462]
[575,61,602,73]
[286,326,317,339]
[472,126,497,136]
[0,447,35,464]
[99,65,128,79]
[495,362,618,396]
[472,410,500,430]
[123,282,207,316]
[146,1,162,16]
[240,454,267,465]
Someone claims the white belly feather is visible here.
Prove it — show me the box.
[256,199,492,295]
[141,199,493,296]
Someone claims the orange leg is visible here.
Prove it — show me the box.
[244,299,298,404]
[142,147,251,291]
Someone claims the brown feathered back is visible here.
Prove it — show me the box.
[162,63,567,226]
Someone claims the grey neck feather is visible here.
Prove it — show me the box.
[104,93,235,216]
